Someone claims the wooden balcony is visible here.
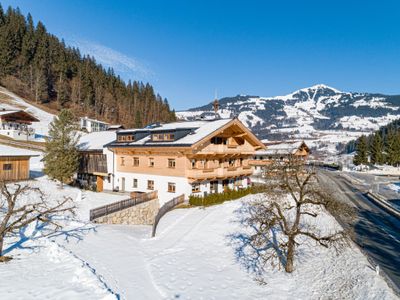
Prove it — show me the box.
[187,166,253,182]
[193,144,255,156]
[249,159,272,166]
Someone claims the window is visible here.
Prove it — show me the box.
[133,178,138,188]
[152,133,175,141]
[191,159,196,169]
[147,180,154,190]
[3,164,12,171]
[168,159,176,168]
[149,158,154,167]
[118,135,134,142]
[211,137,227,145]
[168,182,176,193]
[164,133,175,141]
[133,157,140,167]
[191,183,200,193]
[152,133,164,141]
[120,157,125,166]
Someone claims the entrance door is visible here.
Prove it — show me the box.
[210,180,218,193]
[223,179,229,191]
[96,176,104,192]
[121,177,125,192]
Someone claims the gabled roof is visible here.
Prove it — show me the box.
[78,131,117,151]
[107,118,265,149]
[256,141,309,156]
[0,110,40,122]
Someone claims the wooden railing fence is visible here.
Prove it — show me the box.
[151,194,185,237]
[90,191,158,221]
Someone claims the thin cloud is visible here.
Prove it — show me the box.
[66,38,154,81]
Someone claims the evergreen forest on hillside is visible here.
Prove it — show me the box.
[346,119,400,166]
[0,5,176,128]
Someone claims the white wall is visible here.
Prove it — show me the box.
[114,171,192,206]
[0,129,35,141]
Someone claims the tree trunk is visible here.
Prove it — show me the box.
[0,235,4,257]
[285,237,295,273]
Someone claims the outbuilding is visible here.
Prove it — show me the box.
[0,145,39,181]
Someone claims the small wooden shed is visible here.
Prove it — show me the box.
[0,145,39,181]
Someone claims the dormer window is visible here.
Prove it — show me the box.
[152,133,175,141]
[117,134,134,142]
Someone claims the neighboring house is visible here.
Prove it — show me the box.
[76,131,116,192]
[250,141,310,177]
[0,109,39,141]
[104,118,265,204]
[107,125,124,131]
[0,145,39,181]
[80,117,109,132]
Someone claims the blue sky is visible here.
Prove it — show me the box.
[2,0,400,110]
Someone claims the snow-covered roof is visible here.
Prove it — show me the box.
[110,119,235,147]
[78,131,117,151]
[0,109,40,122]
[0,144,40,157]
[80,116,109,125]
[256,141,308,156]
[132,119,230,146]
[0,110,19,116]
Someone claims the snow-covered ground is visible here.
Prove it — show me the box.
[0,164,397,299]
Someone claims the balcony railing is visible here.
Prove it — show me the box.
[187,166,253,181]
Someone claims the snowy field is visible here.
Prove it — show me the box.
[0,171,397,299]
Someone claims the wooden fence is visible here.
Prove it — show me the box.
[90,191,158,221]
[151,194,185,237]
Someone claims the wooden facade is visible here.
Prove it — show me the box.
[0,156,31,181]
[77,151,109,192]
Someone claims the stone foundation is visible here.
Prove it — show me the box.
[94,198,159,225]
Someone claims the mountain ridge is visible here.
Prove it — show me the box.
[177,84,400,154]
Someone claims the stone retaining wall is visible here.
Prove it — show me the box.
[93,198,159,225]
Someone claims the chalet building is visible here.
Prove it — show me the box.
[250,141,310,177]
[80,117,109,133]
[77,131,116,192]
[104,118,265,204]
[0,145,39,181]
[0,110,39,141]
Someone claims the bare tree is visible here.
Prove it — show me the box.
[230,156,354,276]
[0,181,75,261]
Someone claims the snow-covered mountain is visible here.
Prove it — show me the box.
[177,84,400,154]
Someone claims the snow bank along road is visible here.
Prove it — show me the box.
[319,169,400,293]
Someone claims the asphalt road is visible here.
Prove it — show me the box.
[344,172,400,210]
[319,169,400,292]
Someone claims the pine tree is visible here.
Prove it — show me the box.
[0,6,175,126]
[353,135,368,165]
[43,109,80,188]
[386,130,400,166]
[370,133,384,165]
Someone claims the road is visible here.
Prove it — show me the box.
[344,171,400,210]
[319,169,400,292]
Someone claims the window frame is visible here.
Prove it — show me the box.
[149,157,155,167]
[3,163,12,171]
[133,178,138,188]
[168,182,176,193]
[147,180,154,190]
[168,158,176,169]
[133,157,140,167]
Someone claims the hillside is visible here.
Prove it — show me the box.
[177,84,400,155]
[0,5,176,128]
